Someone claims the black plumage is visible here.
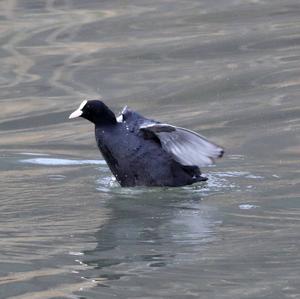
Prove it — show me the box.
[69,100,224,187]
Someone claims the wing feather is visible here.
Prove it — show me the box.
[140,123,224,167]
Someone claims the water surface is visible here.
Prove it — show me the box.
[1,0,300,298]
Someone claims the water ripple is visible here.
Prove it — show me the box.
[20,157,106,166]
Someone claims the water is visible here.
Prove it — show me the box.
[1,0,300,298]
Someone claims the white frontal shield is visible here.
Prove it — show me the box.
[69,100,87,119]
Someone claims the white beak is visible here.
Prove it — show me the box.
[69,100,88,119]
[69,109,83,119]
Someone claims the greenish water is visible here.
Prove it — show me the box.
[0,1,300,298]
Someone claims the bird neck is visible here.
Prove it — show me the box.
[94,110,117,126]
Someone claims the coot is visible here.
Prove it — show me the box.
[69,100,224,187]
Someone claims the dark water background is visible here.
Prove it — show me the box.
[1,1,300,298]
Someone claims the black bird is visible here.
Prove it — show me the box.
[69,100,224,187]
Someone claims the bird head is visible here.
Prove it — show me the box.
[69,100,116,125]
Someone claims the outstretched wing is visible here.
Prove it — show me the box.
[140,123,224,167]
